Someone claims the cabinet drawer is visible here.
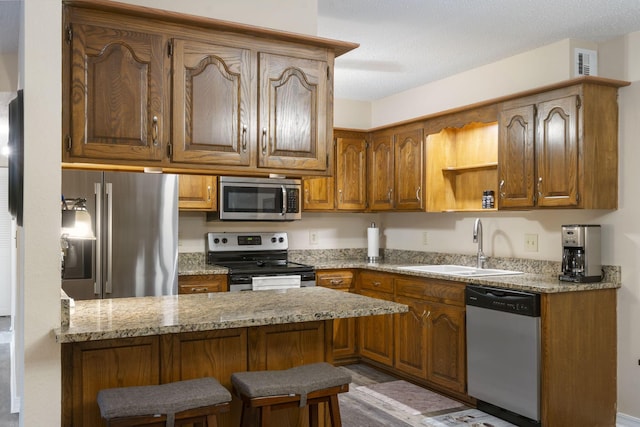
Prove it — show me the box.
[178,274,227,294]
[359,271,394,294]
[395,277,465,306]
[316,270,354,289]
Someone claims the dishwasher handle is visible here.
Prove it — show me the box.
[466,285,540,317]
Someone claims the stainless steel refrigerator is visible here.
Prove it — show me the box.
[61,170,178,299]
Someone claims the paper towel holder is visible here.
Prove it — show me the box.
[367,222,381,263]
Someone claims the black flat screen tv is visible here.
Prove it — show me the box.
[8,89,23,226]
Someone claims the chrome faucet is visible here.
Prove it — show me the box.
[473,218,487,269]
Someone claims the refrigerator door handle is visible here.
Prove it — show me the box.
[105,182,113,295]
[94,182,102,296]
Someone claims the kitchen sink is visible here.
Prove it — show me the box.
[397,264,523,277]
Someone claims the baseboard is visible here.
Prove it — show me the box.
[9,339,19,414]
[618,412,640,427]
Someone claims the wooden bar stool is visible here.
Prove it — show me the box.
[97,377,231,427]
[231,362,351,427]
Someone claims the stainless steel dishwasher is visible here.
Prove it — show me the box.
[466,284,541,427]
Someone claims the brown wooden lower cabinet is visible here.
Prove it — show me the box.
[394,295,429,378]
[62,321,332,427]
[62,336,161,427]
[359,289,395,366]
[425,301,465,393]
[178,274,228,294]
[316,269,358,362]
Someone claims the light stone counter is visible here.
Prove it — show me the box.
[54,286,407,343]
[310,259,620,294]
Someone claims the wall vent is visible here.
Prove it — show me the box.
[574,48,598,77]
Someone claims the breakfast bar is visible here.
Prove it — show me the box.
[55,287,408,426]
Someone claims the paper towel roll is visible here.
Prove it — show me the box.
[367,223,380,261]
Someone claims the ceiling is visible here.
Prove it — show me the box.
[318,0,640,101]
[2,0,640,103]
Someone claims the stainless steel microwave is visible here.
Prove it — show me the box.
[218,176,302,221]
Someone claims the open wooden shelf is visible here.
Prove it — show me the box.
[426,122,498,212]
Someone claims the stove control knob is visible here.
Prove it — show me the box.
[222,238,228,244]
[213,238,220,244]
[278,237,284,243]
[271,237,277,243]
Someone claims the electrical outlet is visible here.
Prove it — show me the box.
[309,231,319,245]
[525,233,538,252]
[422,231,429,246]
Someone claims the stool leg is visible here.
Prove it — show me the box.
[309,403,319,427]
[328,394,342,427]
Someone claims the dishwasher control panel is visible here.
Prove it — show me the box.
[465,285,540,317]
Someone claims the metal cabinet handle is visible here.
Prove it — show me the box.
[281,186,287,215]
[499,179,505,199]
[339,189,343,203]
[241,125,247,152]
[207,185,212,202]
[330,279,344,286]
[387,188,393,202]
[151,116,159,146]
[372,281,381,287]
[262,128,268,155]
[537,176,543,198]
[304,188,309,203]
[192,287,209,293]
[416,186,421,202]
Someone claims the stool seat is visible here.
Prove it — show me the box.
[97,377,231,427]
[232,362,351,427]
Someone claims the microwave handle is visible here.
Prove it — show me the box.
[281,186,287,215]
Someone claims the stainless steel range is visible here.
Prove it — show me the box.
[206,232,315,292]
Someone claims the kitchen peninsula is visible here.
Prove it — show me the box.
[55,287,407,426]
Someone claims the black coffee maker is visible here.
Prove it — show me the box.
[559,224,602,283]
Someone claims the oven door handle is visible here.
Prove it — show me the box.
[281,186,287,215]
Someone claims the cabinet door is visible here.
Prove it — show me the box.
[68,23,167,162]
[258,53,329,171]
[359,289,394,366]
[63,337,160,426]
[303,177,335,210]
[178,175,216,211]
[536,95,579,207]
[426,302,466,393]
[317,270,357,361]
[171,39,252,166]
[368,133,395,211]
[394,128,424,210]
[394,296,429,379]
[498,105,536,208]
[336,136,367,210]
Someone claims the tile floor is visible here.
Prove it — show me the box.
[0,316,18,427]
[338,363,515,427]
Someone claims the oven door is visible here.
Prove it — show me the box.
[218,177,301,221]
[229,271,316,292]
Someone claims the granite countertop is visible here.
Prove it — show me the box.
[177,250,621,293]
[54,287,408,343]
[310,259,621,294]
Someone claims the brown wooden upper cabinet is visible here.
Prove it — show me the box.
[369,126,424,211]
[303,130,367,211]
[63,20,168,163]
[178,175,216,211]
[62,1,358,176]
[498,81,622,209]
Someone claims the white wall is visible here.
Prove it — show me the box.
[19,0,62,425]
[0,53,18,92]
